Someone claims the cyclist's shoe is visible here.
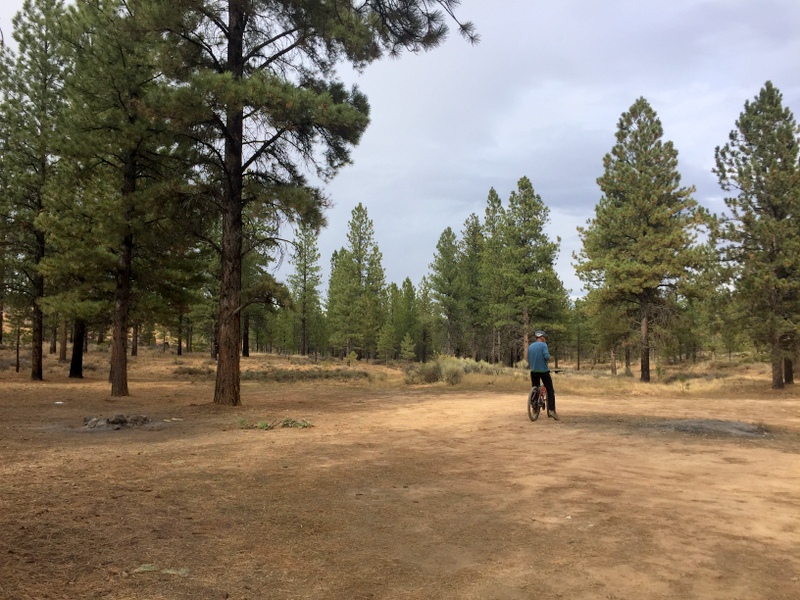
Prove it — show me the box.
[547,410,559,421]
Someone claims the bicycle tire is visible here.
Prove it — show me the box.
[528,387,541,421]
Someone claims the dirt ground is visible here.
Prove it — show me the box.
[1,351,799,600]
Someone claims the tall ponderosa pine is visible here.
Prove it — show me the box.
[0,0,67,381]
[154,0,475,405]
[429,227,460,355]
[480,187,508,363]
[457,213,484,360]
[714,81,800,388]
[500,176,566,357]
[395,277,420,360]
[326,203,386,359]
[49,0,194,396]
[575,97,705,382]
[287,222,323,356]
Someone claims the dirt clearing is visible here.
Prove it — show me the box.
[1,352,799,599]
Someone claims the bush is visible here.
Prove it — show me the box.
[403,356,464,385]
[440,361,463,385]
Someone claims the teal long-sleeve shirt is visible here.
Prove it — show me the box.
[527,341,550,372]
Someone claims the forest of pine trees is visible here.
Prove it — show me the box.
[1,0,799,405]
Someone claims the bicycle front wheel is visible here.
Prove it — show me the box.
[527,387,541,421]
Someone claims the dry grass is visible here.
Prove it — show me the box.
[1,346,799,600]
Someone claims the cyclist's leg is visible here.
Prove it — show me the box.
[531,372,542,389]
[542,372,556,412]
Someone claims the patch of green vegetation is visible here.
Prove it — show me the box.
[404,356,515,385]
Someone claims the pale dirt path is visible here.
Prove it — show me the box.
[0,370,799,599]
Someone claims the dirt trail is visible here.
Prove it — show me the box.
[1,364,799,599]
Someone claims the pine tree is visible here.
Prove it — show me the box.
[480,188,509,363]
[41,0,196,395]
[152,0,475,405]
[287,222,324,356]
[500,176,566,358]
[714,82,800,388]
[326,203,386,359]
[395,278,420,361]
[429,227,461,355]
[458,213,485,360]
[575,97,706,382]
[0,0,67,381]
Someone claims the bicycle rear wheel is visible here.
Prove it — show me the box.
[527,387,541,421]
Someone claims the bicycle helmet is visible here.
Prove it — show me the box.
[534,330,547,339]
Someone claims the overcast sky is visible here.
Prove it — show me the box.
[3,1,800,298]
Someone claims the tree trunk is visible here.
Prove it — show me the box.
[784,358,794,385]
[59,319,68,363]
[213,1,245,406]
[640,307,651,383]
[15,321,21,373]
[625,346,632,376]
[70,319,87,378]
[131,322,139,357]
[110,150,137,397]
[522,307,530,361]
[50,322,57,354]
[610,346,617,375]
[31,267,45,380]
[177,314,183,356]
[770,329,784,389]
[242,311,249,357]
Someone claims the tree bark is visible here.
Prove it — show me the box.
[31,233,45,380]
[110,153,136,397]
[177,314,183,356]
[784,358,794,385]
[610,346,617,375]
[59,319,68,363]
[15,321,21,373]
[213,1,246,406]
[770,328,785,389]
[640,306,651,383]
[69,319,86,378]
[131,322,139,356]
[242,311,249,357]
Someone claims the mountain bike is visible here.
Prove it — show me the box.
[527,371,559,422]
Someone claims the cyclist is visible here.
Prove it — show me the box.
[527,330,558,420]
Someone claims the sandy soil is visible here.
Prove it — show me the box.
[1,352,799,600]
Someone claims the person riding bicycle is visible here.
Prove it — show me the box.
[527,330,558,420]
